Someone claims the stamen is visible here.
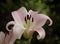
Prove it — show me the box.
[25,17,27,23]
[27,15,31,20]
[27,15,30,20]
[32,18,34,22]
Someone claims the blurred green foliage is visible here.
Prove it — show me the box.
[0,0,60,44]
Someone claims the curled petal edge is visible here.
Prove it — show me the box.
[48,17,53,26]
[39,14,53,26]
[6,21,15,31]
[36,27,45,40]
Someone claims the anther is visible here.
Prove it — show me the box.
[27,15,31,20]
[27,15,30,19]
[25,17,27,23]
[32,18,34,22]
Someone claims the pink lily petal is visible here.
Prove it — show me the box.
[13,24,25,39]
[4,30,16,44]
[6,21,17,44]
[35,27,45,40]
[28,10,53,27]
[6,20,25,40]
[12,7,27,25]
[35,14,53,26]
[0,32,5,44]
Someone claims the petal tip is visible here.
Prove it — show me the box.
[37,35,45,40]
[36,28,45,40]
[6,21,15,31]
[48,18,53,26]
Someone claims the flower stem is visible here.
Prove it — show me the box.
[25,38,32,44]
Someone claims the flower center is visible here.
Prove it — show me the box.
[24,15,34,29]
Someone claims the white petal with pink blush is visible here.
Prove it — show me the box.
[6,7,53,44]
[0,32,5,44]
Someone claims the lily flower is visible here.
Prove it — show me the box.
[6,7,53,44]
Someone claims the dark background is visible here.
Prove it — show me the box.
[0,0,60,44]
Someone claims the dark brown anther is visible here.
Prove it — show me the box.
[32,18,34,22]
[27,15,31,20]
[27,15,30,20]
[25,17,27,23]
